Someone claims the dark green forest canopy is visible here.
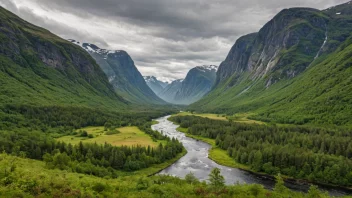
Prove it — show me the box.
[170,115,352,186]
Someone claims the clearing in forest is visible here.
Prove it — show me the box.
[56,126,160,147]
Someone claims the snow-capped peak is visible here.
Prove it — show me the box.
[144,76,171,85]
[196,65,218,72]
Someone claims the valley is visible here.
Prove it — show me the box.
[1,1,352,197]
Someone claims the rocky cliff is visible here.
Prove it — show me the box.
[174,65,217,105]
[144,76,169,95]
[190,1,352,126]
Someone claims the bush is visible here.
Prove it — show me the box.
[105,130,120,135]
[92,182,106,193]
[80,131,88,137]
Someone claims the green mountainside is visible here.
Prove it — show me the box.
[0,6,128,110]
[190,2,352,127]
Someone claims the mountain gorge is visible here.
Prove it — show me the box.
[68,40,165,105]
[190,1,352,126]
[147,65,218,105]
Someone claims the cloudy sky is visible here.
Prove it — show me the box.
[0,0,347,82]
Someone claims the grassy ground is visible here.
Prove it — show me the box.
[173,112,227,121]
[173,112,265,125]
[57,126,162,147]
[151,120,159,125]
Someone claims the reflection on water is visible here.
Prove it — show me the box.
[152,116,350,196]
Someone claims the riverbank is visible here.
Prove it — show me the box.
[172,123,352,194]
[176,126,251,171]
[115,148,188,177]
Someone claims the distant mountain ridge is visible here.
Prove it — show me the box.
[147,65,218,105]
[174,65,218,105]
[144,76,169,95]
[158,79,184,104]
[69,40,165,105]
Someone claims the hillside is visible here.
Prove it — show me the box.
[0,6,127,110]
[190,2,352,126]
[68,41,166,105]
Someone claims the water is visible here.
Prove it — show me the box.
[152,116,351,196]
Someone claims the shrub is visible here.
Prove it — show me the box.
[105,130,120,135]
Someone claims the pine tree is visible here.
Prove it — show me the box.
[209,168,225,188]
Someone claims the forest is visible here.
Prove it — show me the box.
[170,115,352,186]
[0,104,183,178]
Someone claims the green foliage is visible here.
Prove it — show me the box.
[0,154,340,197]
[190,16,352,128]
[274,174,288,194]
[105,129,120,135]
[92,182,107,193]
[80,131,88,137]
[185,172,199,184]
[171,115,352,186]
[208,168,225,188]
[0,7,129,111]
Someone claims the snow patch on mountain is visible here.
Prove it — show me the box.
[196,65,218,72]
[68,39,122,59]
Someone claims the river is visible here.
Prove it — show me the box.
[151,115,351,196]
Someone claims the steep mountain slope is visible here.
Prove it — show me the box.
[68,40,165,105]
[190,2,352,126]
[158,79,183,104]
[155,65,217,105]
[174,65,218,105]
[0,7,127,110]
[144,76,168,95]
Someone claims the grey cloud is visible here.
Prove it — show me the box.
[1,0,348,81]
[0,0,108,47]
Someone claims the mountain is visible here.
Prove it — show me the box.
[174,65,218,105]
[158,79,183,104]
[154,65,217,105]
[190,1,352,126]
[68,40,165,105]
[0,7,127,110]
[144,76,169,95]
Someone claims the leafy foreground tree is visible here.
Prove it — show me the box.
[185,172,199,184]
[209,168,225,188]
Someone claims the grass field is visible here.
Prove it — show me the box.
[173,112,227,120]
[57,126,162,147]
[173,112,265,125]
